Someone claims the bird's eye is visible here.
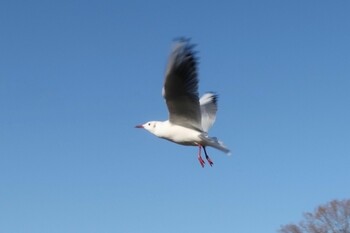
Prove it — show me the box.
[148,123,151,126]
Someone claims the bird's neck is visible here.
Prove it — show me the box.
[152,120,171,138]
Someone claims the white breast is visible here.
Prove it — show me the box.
[154,121,202,146]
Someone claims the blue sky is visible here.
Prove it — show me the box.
[1,0,349,232]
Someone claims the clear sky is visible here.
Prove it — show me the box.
[1,1,349,232]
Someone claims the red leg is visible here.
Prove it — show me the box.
[197,145,205,168]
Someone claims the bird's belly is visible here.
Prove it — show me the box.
[159,125,201,146]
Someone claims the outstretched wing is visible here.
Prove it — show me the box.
[162,38,202,131]
[199,92,218,132]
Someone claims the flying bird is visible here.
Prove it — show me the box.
[136,38,230,167]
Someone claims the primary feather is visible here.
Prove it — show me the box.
[162,38,202,131]
[200,92,218,132]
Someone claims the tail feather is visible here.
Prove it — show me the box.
[199,133,231,155]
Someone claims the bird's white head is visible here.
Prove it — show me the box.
[135,121,158,134]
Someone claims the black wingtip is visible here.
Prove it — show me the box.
[172,37,197,51]
[170,37,199,69]
[206,91,219,104]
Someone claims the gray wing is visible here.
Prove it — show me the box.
[162,38,202,131]
[199,92,218,132]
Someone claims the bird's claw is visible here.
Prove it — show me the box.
[198,156,205,168]
[206,157,214,167]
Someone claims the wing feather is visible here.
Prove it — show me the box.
[163,38,202,131]
[199,92,218,132]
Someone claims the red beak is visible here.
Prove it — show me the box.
[135,125,144,128]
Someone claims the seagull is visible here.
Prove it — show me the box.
[136,38,230,167]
